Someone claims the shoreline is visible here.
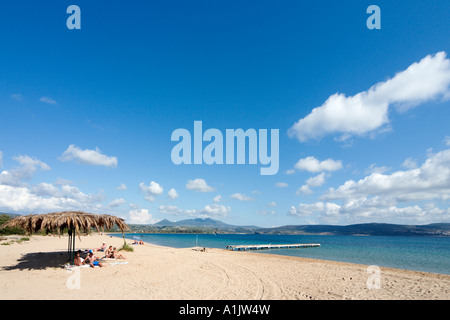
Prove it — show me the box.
[1,234,449,300]
[115,232,450,276]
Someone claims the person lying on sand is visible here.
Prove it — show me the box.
[85,250,104,268]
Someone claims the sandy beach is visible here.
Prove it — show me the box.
[0,234,449,300]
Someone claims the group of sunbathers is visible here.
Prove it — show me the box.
[73,242,126,268]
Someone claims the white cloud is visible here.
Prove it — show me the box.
[0,185,69,212]
[294,156,342,173]
[60,145,118,168]
[288,202,339,218]
[364,163,391,175]
[402,157,418,169]
[0,182,105,214]
[55,178,73,186]
[297,172,326,194]
[230,193,255,202]
[186,178,215,192]
[139,181,164,202]
[158,204,181,215]
[39,96,57,105]
[167,188,179,200]
[61,184,105,203]
[289,198,449,225]
[108,198,126,207]
[291,148,450,224]
[116,183,127,191]
[30,182,61,197]
[127,209,156,224]
[159,203,231,218]
[336,197,437,221]
[0,155,108,213]
[201,203,230,217]
[213,195,222,202]
[15,155,50,171]
[325,149,450,202]
[267,201,277,207]
[445,136,450,146]
[288,52,450,141]
[0,155,50,187]
[275,182,288,188]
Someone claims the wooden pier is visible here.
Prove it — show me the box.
[226,243,320,251]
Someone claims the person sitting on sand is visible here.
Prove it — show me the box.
[109,247,126,260]
[105,245,113,257]
[139,240,144,245]
[73,251,85,266]
[85,250,104,268]
[96,242,106,252]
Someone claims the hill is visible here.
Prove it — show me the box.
[128,218,259,234]
[125,218,450,237]
[260,222,450,236]
[1,212,449,237]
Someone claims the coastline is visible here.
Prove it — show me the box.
[116,232,450,275]
[0,234,449,300]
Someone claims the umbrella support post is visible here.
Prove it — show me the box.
[68,227,75,265]
[68,229,72,260]
[72,228,75,264]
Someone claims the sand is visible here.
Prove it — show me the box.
[0,234,449,300]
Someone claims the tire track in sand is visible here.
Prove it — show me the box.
[204,258,288,299]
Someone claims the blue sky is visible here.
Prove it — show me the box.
[0,1,449,227]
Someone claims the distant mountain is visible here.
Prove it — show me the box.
[135,218,450,237]
[153,219,177,227]
[261,223,450,236]
[0,212,21,218]
[3,211,449,237]
[153,218,258,232]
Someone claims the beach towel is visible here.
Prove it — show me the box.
[65,264,91,270]
[109,261,129,265]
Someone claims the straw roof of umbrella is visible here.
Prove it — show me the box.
[1,211,129,239]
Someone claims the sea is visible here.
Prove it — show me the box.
[112,233,450,275]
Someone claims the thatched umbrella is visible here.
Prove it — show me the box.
[1,211,129,263]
